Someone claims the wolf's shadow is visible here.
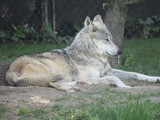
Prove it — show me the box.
[0,62,10,86]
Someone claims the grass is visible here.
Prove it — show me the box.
[71,100,160,120]
[0,38,160,119]
[0,89,160,120]
[0,104,9,118]
[0,90,160,120]
[0,42,66,62]
[18,107,52,120]
[1,91,159,120]
[121,38,160,75]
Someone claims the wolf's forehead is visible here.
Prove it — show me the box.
[95,24,111,35]
[94,23,107,31]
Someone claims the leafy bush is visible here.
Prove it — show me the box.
[125,15,160,39]
[0,25,42,43]
[0,24,71,43]
[138,15,160,38]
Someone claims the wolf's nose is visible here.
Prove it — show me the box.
[118,49,123,55]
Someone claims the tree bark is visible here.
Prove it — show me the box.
[104,0,146,67]
[42,0,48,26]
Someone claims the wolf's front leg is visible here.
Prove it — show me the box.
[79,76,131,88]
[110,69,160,83]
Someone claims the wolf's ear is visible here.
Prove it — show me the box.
[84,16,93,27]
[93,15,103,24]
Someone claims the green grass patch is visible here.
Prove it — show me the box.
[0,42,66,62]
[126,91,160,101]
[120,38,160,75]
[14,100,160,120]
[52,92,160,120]
[1,90,160,120]
[0,104,9,119]
[12,106,58,120]
[0,38,160,119]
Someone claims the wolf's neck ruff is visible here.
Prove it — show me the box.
[64,14,121,66]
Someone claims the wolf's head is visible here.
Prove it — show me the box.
[82,15,122,56]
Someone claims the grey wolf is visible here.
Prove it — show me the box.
[6,15,160,92]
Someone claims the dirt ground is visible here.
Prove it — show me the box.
[0,61,160,109]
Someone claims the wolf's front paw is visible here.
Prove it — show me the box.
[150,77,160,83]
[145,77,160,83]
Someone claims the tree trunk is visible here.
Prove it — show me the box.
[104,0,146,67]
[41,0,56,31]
[42,0,48,26]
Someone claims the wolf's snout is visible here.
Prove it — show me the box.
[118,49,122,55]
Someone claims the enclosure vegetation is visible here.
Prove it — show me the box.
[0,0,160,119]
[0,35,160,119]
[0,38,160,75]
[0,88,160,120]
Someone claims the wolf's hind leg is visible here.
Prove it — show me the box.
[49,81,84,92]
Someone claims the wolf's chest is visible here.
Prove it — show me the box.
[75,63,109,81]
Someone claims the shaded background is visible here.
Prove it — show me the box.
[0,0,160,39]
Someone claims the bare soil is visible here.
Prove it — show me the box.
[0,61,160,109]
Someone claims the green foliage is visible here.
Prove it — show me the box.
[0,24,42,43]
[40,24,56,42]
[138,15,160,38]
[74,21,83,31]
[40,24,72,44]
[125,15,160,39]
[0,24,72,43]
[11,25,27,42]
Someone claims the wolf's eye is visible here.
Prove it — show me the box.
[92,28,97,32]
